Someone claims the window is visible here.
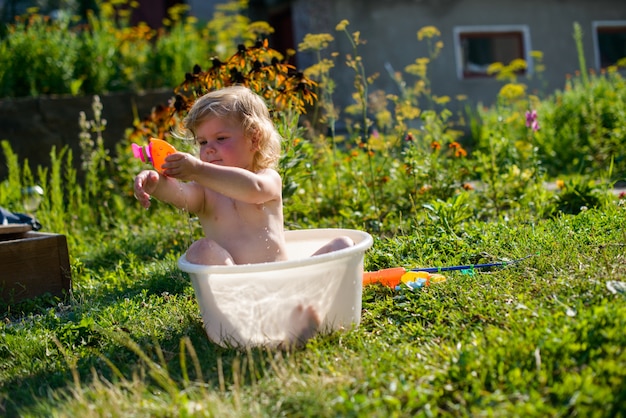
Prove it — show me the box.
[593,21,626,69]
[454,25,532,79]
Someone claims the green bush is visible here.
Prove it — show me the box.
[0,0,255,97]
[0,12,80,96]
[538,70,626,177]
[470,23,626,183]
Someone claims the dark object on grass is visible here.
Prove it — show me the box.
[0,206,41,231]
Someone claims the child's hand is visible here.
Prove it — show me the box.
[134,170,160,209]
[162,152,201,181]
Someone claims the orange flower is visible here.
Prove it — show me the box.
[462,182,474,190]
[455,148,467,157]
[448,141,461,149]
[431,141,441,150]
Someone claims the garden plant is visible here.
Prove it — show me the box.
[1,1,625,416]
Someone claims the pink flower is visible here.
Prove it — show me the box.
[525,110,540,132]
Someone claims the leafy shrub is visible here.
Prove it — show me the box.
[538,70,626,178]
[0,0,254,97]
[0,12,80,96]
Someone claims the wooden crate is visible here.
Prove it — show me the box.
[0,225,71,304]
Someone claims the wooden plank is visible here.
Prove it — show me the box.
[0,224,32,240]
[0,232,71,304]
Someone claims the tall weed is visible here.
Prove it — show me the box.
[0,140,23,209]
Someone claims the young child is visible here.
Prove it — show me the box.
[134,86,353,347]
[134,85,353,266]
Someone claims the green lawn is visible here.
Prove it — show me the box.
[1,202,624,417]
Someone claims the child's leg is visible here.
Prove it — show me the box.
[185,238,235,265]
[311,236,354,256]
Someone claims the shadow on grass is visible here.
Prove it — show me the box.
[2,319,275,417]
[1,229,188,318]
[1,231,286,417]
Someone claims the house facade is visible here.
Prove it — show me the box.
[282,0,626,113]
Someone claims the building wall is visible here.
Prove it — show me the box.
[186,0,221,23]
[291,0,626,114]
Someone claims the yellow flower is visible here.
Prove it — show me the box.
[487,62,504,75]
[405,57,430,78]
[336,19,349,31]
[499,83,527,101]
[556,179,565,189]
[434,95,450,105]
[298,33,334,52]
[417,26,441,40]
[530,50,544,61]
[509,58,528,72]
[303,58,335,79]
[248,21,275,37]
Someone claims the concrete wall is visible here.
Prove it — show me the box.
[186,0,221,23]
[0,90,174,179]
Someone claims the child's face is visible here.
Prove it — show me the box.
[195,117,257,169]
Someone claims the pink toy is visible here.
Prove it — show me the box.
[132,138,177,174]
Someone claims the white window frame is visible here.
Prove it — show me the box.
[592,20,626,69]
[453,25,533,80]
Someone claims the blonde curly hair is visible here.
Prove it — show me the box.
[182,85,282,171]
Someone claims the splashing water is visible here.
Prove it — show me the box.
[178,182,195,248]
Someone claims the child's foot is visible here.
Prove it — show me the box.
[281,305,321,349]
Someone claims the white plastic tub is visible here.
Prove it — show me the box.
[178,228,373,348]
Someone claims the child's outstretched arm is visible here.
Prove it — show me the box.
[133,169,204,211]
[162,152,282,204]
